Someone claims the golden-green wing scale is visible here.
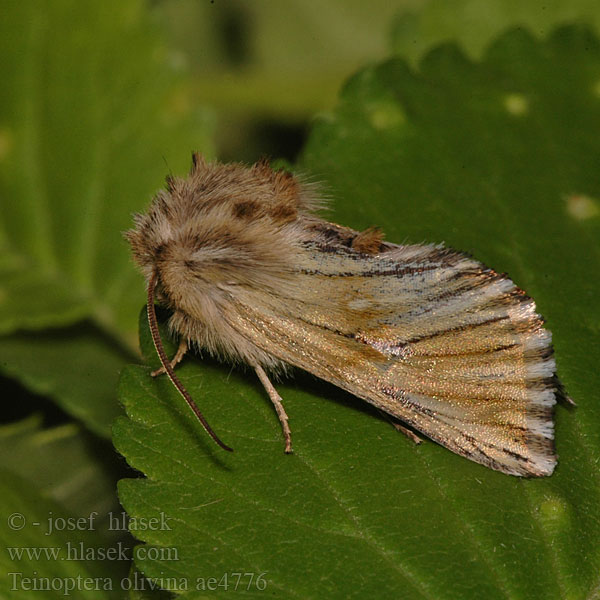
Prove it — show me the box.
[224,225,556,477]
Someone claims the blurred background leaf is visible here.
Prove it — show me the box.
[115,26,599,599]
[153,0,426,161]
[0,0,214,341]
[0,417,128,598]
[0,416,124,540]
[0,470,122,599]
[0,325,131,437]
[391,0,600,65]
[155,0,600,161]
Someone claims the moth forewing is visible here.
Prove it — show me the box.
[224,242,557,477]
[127,153,561,477]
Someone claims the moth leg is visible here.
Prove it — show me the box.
[391,422,423,445]
[253,364,293,454]
[377,409,423,445]
[151,338,188,377]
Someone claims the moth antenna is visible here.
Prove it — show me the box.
[146,271,233,453]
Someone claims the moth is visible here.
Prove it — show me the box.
[126,153,562,477]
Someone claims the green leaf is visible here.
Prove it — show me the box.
[115,26,600,598]
[391,0,600,65]
[0,418,128,598]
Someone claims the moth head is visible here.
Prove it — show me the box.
[126,153,319,313]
